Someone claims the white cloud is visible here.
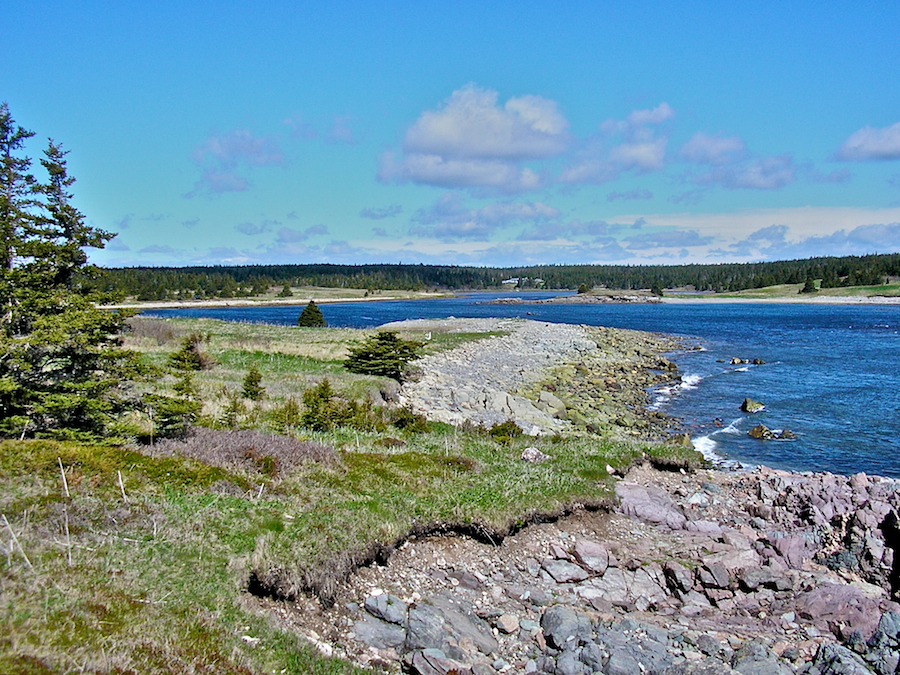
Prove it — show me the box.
[609,134,668,172]
[410,193,560,240]
[274,224,329,243]
[561,102,674,185]
[837,121,900,161]
[191,129,284,168]
[607,189,653,202]
[627,103,675,127]
[360,204,402,220]
[403,84,569,160]
[624,229,714,250]
[380,152,543,192]
[327,115,358,144]
[187,129,284,197]
[694,154,795,190]
[382,84,569,193]
[680,132,746,165]
[517,218,614,241]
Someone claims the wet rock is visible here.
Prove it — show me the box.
[741,398,765,413]
[749,425,774,440]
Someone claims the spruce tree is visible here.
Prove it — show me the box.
[0,103,141,439]
[297,300,326,327]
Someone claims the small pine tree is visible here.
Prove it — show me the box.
[344,331,423,381]
[278,284,293,297]
[172,372,198,399]
[169,333,208,370]
[219,394,245,430]
[297,300,326,327]
[799,277,819,294]
[241,366,265,400]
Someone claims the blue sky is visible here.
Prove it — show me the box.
[5,1,900,267]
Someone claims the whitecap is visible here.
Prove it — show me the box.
[680,373,703,390]
[692,435,723,462]
[718,418,743,435]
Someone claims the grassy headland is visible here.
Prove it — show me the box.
[1,317,701,673]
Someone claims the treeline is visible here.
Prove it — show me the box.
[91,254,900,300]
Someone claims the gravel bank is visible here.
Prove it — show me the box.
[392,319,684,438]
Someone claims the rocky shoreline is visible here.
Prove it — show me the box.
[268,463,900,675]
[393,318,686,440]
[263,319,900,675]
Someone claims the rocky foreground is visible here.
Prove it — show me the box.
[270,462,900,675]
[264,320,900,675]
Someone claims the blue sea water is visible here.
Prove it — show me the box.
[146,293,900,478]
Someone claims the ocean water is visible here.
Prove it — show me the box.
[146,293,900,478]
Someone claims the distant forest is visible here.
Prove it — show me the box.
[92,254,900,301]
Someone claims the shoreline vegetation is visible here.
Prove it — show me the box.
[2,315,899,674]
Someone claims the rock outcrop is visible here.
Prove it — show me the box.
[265,463,900,675]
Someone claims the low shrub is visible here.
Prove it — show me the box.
[145,427,336,476]
[389,406,429,433]
[489,419,523,445]
[301,379,385,432]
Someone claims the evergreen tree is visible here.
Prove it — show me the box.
[344,331,423,381]
[0,103,141,439]
[297,300,326,327]
[799,277,819,294]
[241,366,265,400]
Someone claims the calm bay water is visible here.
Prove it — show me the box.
[146,293,900,478]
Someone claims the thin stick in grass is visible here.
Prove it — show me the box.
[117,470,128,502]
[64,507,72,567]
[58,457,70,499]
[2,513,34,571]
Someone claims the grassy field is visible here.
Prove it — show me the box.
[0,317,701,674]
[669,281,900,299]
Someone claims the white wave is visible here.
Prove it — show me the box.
[692,435,723,463]
[718,418,743,435]
[692,434,752,471]
[733,366,750,372]
[680,373,703,390]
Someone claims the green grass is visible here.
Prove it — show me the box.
[1,317,704,673]
[672,282,900,299]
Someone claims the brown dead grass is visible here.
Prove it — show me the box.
[144,427,337,477]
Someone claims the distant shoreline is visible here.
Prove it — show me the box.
[105,289,900,311]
